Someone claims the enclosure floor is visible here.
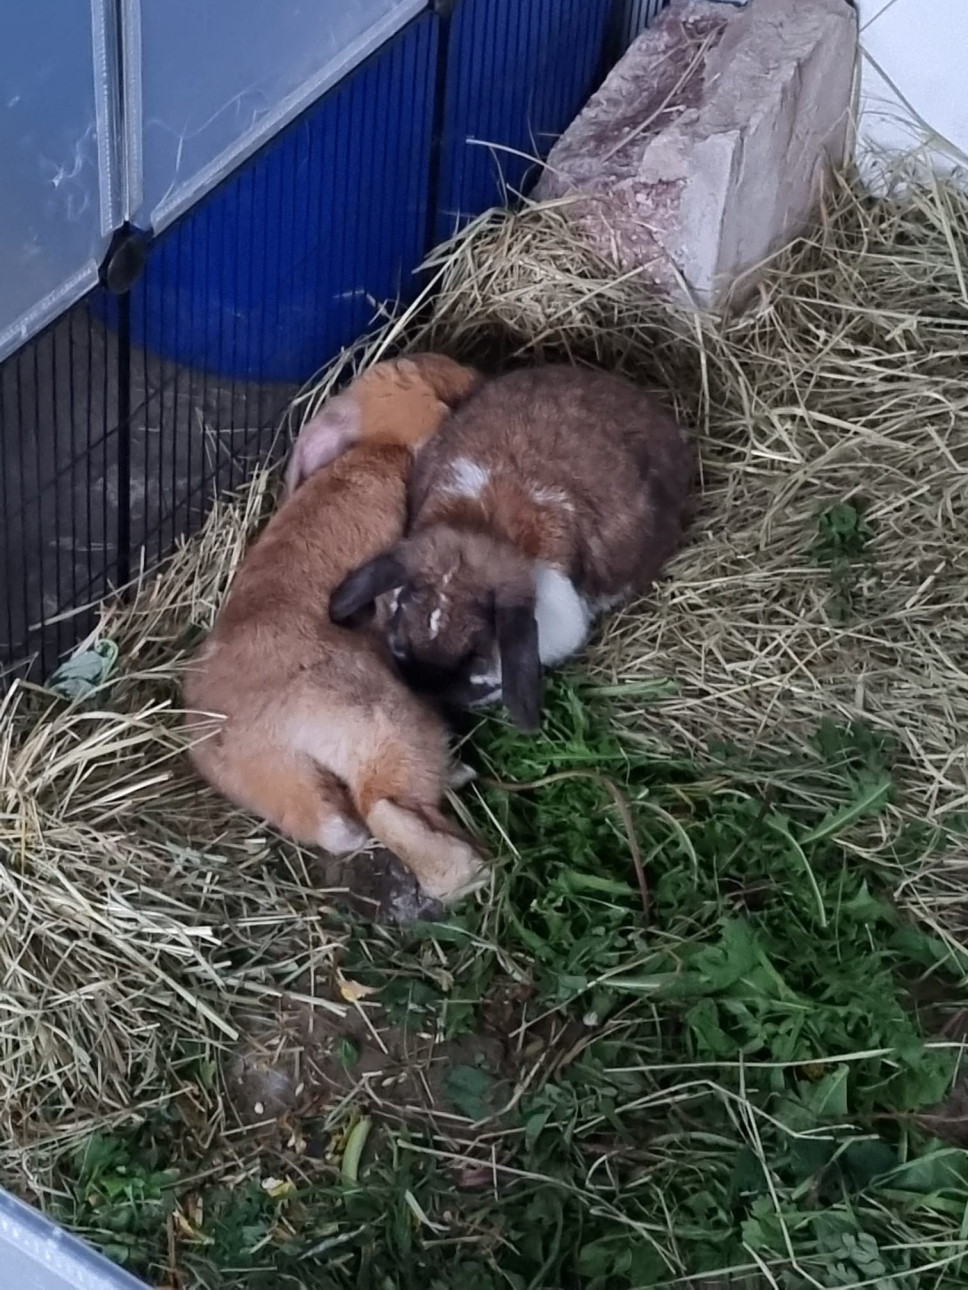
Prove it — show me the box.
[4,176,968,1288]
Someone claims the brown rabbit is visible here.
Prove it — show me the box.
[182,354,487,906]
[330,364,693,731]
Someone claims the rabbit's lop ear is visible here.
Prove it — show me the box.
[330,549,407,628]
[496,595,542,733]
[283,395,361,497]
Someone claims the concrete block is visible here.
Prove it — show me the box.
[533,0,858,310]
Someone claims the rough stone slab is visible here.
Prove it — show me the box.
[533,0,858,310]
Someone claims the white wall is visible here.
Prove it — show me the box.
[857,0,968,187]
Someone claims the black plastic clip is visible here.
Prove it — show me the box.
[99,224,149,296]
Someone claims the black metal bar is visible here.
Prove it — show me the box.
[101,302,111,631]
[170,225,184,563]
[99,223,149,596]
[424,0,457,256]
[116,288,131,591]
[29,337,45,652]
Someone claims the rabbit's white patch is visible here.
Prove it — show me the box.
[445,457,490,499]
[467,666,502,704]
[532,563,592,666]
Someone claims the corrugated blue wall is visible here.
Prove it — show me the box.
[105,12,439,384]
[617,0,670,47]
[95,0,617,385]
[434,0,615,244]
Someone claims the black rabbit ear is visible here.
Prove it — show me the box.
[495,596,542,733]
[330,550,406,627]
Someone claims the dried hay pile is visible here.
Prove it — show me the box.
[2,172,968,1181]
[0,482,347,1182]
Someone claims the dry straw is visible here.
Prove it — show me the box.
[2,170,968,1167]
[0,476,347,1177]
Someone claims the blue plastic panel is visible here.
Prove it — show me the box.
[435,0,615,242]
[95,13,437,384]
[90,0,616,385]
[617,0,670,47]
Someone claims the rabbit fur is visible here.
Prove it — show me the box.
[182,353,487,905]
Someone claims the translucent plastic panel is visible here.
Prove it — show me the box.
[0,1187,148,1289]
[125,0,426,233]
[0,2,118,365]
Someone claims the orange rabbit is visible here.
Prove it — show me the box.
[183,354,487,906]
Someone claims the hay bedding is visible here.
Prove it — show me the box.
[2,173,968,1169]
[419,181,968,838]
